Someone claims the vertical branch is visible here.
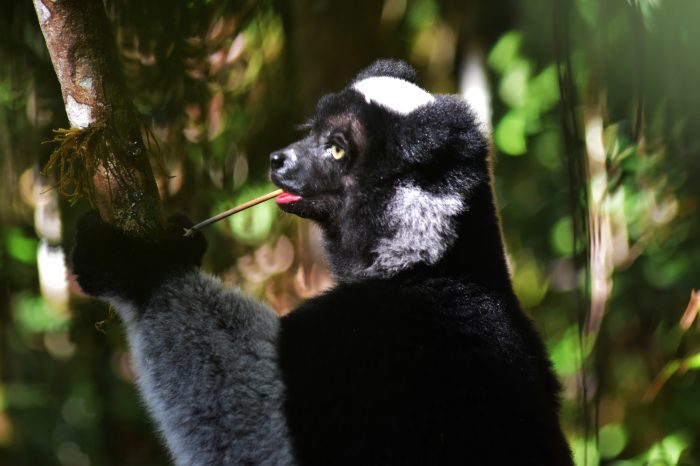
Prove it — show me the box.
[553,2,591,302]
[0,282,9,382]
[629,2,646,143]
[33,0,163,237]
[553,0,593,458]
[584,110,613,338]
[33,0,109,130]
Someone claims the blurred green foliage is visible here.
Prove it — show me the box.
[228,183,278,245]
[1,0,699,465]
[5,230,37,266]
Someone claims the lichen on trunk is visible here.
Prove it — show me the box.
[45,114,165,237]
[34,0,164,238]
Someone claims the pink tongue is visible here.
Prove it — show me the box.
[275,192,302,204]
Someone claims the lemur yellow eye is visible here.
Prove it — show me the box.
[330,145,345,160]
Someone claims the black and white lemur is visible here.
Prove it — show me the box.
[72,59,573,465]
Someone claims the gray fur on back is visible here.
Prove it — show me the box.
[108,270,296,466]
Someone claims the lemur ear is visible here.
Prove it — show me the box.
[394,95,489,165]
[353,59,418,84]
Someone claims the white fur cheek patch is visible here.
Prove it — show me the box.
[367,183,464,277]
[352,76,435,115]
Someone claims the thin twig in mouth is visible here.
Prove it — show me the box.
[183,189,284,237]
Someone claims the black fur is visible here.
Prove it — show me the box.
[352,58,419,84]
[272,60,573,464]
[72,212,206,305]
[280,279,572,465]
[71,59,573,465]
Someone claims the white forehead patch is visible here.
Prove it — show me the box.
[352,76,435,115]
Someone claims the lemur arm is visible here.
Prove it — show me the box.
[71,213,296,466]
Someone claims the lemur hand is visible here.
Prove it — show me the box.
[72,212,207,304]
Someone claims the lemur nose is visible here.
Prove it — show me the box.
[270,149,297,174]
[270,150,287,170]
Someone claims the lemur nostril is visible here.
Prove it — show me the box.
[270,151,287,170]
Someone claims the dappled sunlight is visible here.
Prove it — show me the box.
[459,49,492,132]
[0,0,699,464]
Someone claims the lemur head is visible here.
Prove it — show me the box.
[270,59,489,281]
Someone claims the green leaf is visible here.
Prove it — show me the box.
[548,327,594,376]
[228,184,277,246]
[512,259,548,308]
[599,424,628,459]
[685,352,700,369]
[574,0,597,26]
[487,31,523,74]
[640,432,691,465]
[499,59,530,108]
[527,65,560,113]
[406,0,438,29]
[551,216,574,256]
[6,228,38,265]
[494,110,527,155]
[14,293,69,334]
[570,436,600,466]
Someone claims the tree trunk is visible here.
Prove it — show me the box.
[33,0,163,237]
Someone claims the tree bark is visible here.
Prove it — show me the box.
[278,0,385,114]
[33,0,163,237]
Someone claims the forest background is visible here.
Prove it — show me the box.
[1,0,699,465]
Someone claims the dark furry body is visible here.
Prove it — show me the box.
[279,186,571,465]
[270,63,573,461]
[281,278,571,465]
[71,59,573,465]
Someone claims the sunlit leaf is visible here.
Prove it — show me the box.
[548,327,594,376]
[494,110,527,155]
[648,350,700,399]
[228,184,277,246]
[13,293,69,333]
[574,0,597,26]
[570,436,600,466]
[487,31,523,74]
[550,216,574,256]
[406,0,438,29]
[599,423,628,459]
[499,59,530,108]
[527,65,560,113]
[512,258,549,308]
[6,229,38,265]
[640,432,691,465]
[608,459,637,466]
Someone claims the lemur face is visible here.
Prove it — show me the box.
[270,97,364,222]
[269,74,435,224]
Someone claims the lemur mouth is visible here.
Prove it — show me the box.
[275,192,302,204]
